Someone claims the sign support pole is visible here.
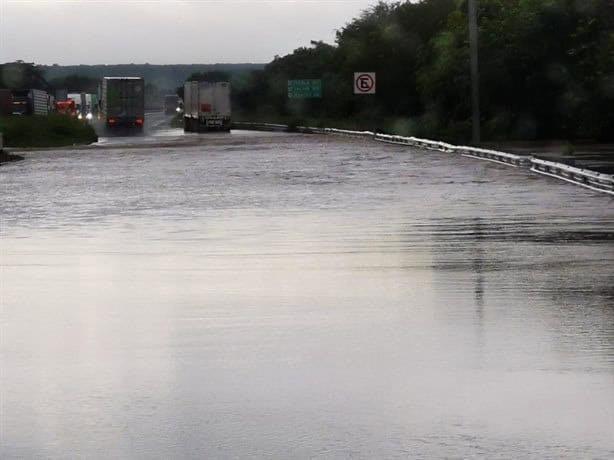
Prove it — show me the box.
[468,0,480,144]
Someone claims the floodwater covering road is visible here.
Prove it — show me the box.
[1,118,613,458]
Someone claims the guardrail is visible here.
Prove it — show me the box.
[373,134,530,167]
[232,122,290,132]
[454,145,531,167]
[531,158,614,195]
[322,128,375,139]
[233,122,613,195]
[374,133,455,153]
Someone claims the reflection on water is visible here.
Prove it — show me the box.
[1,133,613,458]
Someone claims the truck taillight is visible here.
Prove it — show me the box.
[108,118,116,124]
[136,118,144,125]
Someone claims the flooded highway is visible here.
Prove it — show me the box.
[1,124,613,458]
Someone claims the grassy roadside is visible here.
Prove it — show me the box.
[0,115,98,148]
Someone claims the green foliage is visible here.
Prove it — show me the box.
[186,71,231,83]
[0,61,50,91]
[0,115,98,147]
[41,64,264,93]
[235,0,614,142]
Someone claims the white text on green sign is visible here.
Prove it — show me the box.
[288,80,322,99]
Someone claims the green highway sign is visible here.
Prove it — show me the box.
[288,79,322,99]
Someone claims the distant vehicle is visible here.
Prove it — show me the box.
[11,89,49,116]
[67,92,85,116]
[82,93,97,119]
[183,81,231,132]
[100,77,145,130]
[55,100,77,117]
[164,94,180,115]
[65,93,96,119]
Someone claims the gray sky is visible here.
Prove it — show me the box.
[1,0,381,65]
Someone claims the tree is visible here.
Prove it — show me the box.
[186,71,231,83]
[0,61,50,91]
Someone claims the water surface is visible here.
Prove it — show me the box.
[1,132,613,458]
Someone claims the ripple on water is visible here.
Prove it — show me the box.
[1,133,613,458]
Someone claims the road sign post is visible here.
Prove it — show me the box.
[468,0,481,144]
[354,72,376,95]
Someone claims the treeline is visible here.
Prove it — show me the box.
[0,62,264,95]
[234,0,614,142]
[42,63,264,93]
[0,62,253,110]
[0,61,50,91]
[0,63,163,109]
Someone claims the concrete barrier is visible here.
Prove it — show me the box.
[531,158,614,195]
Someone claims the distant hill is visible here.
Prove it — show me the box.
[41,63,265,91]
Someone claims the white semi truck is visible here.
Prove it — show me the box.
[183,81,231,132]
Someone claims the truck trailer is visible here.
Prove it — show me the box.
[11,89,49,116]
[100,77,145,130]
[164,94,180,115]
[183,81,231,132]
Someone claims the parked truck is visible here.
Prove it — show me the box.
[11,89,49,116]
[100,77,145,130]
[183,81,231,132]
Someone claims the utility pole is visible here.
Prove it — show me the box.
[468,0,481,144]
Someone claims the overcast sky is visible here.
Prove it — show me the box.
[1,0,383,65]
